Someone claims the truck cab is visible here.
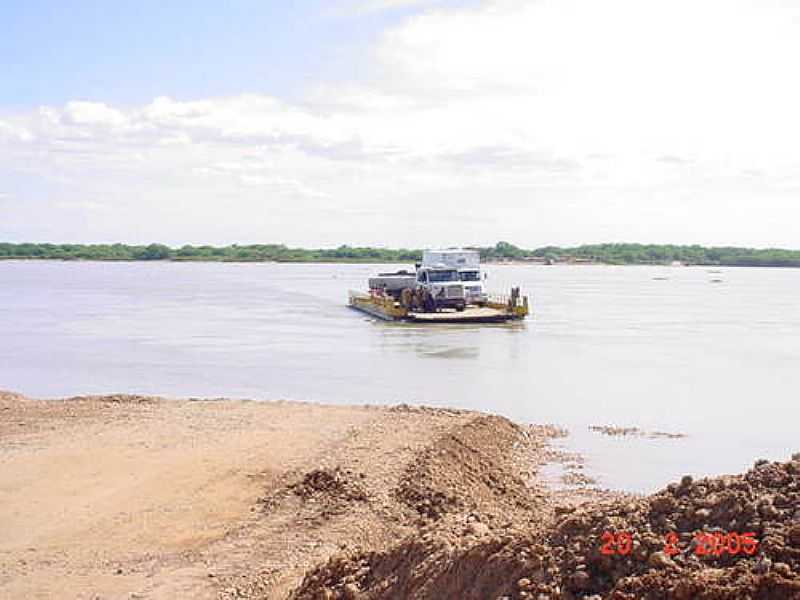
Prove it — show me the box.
[422,249,486,305]
[416,266,466,311]
[457,268,487,304]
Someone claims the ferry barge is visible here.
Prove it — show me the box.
[347,249,529,324]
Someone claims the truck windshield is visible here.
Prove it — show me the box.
[459,270,480,282]
[428,270,459,282]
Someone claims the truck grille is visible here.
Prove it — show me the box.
[445,285,465,298]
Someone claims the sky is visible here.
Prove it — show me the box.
[2,0,800,248]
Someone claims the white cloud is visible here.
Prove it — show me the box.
[239,174,330,198]
[2,0,800,247]
[0,120,34,142]
[157,132,192,146]
[372,0,800,162]
[64,101,128,128]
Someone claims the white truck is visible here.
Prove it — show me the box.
[422,249,486,305]
[368,266,466,311]
[414,265,466,311]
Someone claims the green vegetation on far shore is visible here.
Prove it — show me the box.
[2,241,800,267]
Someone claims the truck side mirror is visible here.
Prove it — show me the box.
[484,272,488,280]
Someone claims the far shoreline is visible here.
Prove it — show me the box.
[3,256,800,269]
[4,240,800,268]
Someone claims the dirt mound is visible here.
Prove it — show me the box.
[289,416,552,600]
[394,415,547,521]
[291,457,800,600]
[545,456,800,599]
[290,520,542,600]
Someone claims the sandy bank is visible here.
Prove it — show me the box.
[1,391,798,599]
[0,391,552,599]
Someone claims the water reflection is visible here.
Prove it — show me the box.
[414,346,480,360]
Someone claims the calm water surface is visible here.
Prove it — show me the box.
[1,261,798,492]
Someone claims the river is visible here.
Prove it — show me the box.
[1,260,798,492]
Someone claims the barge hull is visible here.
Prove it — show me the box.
[348,301,397,321]
[348,290,527,324]
[405,308,513,323]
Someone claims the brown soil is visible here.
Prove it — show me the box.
[294,457,800,600]
[0,391,477,599]
[1,390,799,599]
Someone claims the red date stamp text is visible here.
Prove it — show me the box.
[600,531,758,558]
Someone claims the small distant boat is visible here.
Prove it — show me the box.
[710,278,724,283]
[652,277,669,281]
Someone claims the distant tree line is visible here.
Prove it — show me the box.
[527,243,800,267]
[0,243,422,263]
[2,241,800,267]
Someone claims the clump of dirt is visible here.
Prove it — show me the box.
[388,403,467,416]
[530,424,570,439]
[291,456,800,600]
[68,394,157,404]
[589,425,687,439]
[589,425,643,437]
[535,426,600,494]
[290,467,369,503]
[560,471,597,487]
[257,466,372,524]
